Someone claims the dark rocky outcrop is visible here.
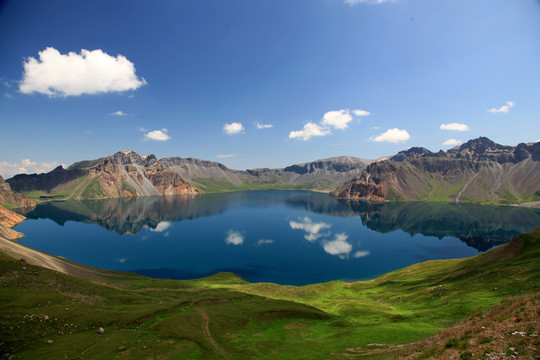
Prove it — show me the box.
[332,137,540,205]
[0,175,35,208]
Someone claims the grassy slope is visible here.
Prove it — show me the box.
[191,177,334,193]
[0,228,539,359]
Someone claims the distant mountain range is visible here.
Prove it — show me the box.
[6,153,371,201]
[332,137,540,205]
[3,137,540,206]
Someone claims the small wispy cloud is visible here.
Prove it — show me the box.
[345,0,396,5]
[110,110,130,116]
[255,122,273,129]
[144,129,171,141]
[370,128,410,143]
[353,109,370,117]
[225,230,244,245]
[223,122,245,135]
[488,101,514,114]
[443,139,461,146]
[4,93,14,99]
[257,239,274,246]
[440,123,469,131]
[216,154,238,159]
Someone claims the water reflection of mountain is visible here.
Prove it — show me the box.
[24,192,540,251]
[341,200,540,251]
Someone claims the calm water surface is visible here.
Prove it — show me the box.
[16,191,540,285]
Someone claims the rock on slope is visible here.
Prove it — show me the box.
[331,137,540,205]
[0,205,26,240]
[7,151,199,200]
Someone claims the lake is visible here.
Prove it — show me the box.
[16,190,540,286]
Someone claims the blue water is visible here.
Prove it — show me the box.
[16,191,540,285]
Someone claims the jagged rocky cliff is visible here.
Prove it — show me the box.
[331,137,540,205]
[0,175,35,208]
[7,151,199,200]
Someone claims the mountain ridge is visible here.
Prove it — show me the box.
[331,137,540,205]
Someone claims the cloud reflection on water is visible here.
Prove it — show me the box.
[225,230,244,245]
[289,217,332,241]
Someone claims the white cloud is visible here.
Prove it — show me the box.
[289,217,332,241]
[353,250,370,258]
[440,123,469,131]
[19,47,146,97]
[118,258,128,263]
[323,233,352,258]
[442,139,462,146]
[488,101,514,113]
[144,129,171,141]
[111,110,130,116]
[257,239,274,246]
[0,159,59,179]
[345,0,395,5]
[150,221,171,233]
[225,230,244,245]
[289,122,331,141]
[4,93,14,99]
[216,154,238,159]
[223,122,245,135]
[321,110,353,130]
[353,109,371,117]
[370,128,410,143]
[255,122,273,129]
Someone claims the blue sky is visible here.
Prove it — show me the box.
[1,0,539,177]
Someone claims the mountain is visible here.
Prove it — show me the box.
[6,153,370,200]
[7,151,199,200]
[161,155,370,192]
[0,175,35,208]
[331,137,540,205]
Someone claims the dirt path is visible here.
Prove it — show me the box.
[455,173,478,203]
[197,308,231,359]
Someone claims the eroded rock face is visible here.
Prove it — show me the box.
[0,176,35,208]
[0,205,26,240]
[144,168,199,196]
[332,138,540,204]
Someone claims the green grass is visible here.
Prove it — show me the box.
[191,177,333,193]
[0,228,539,359]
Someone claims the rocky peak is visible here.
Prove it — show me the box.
[110,151,157,166]
[391,147,434,162]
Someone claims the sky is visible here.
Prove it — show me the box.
[1,0,539,178]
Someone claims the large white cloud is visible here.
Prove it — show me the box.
[19,47,146,97]
[321,110,353,130]
[323,233,352,258]
[289,217,332,241]
[288,122,331,141]
[0,159,59,179]
[488,101,514,113]
[440,123,469,131]
[225,230,244,245]
[223,122,245,135]
[370,128,410,143]
[150,221,171,233]
[144,129,171,141]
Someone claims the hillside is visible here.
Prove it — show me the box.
[7,151,199,201]
[6,153,370,201]
[0,214,538,359]
[332,137,540,205]
[0,175,35,209]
